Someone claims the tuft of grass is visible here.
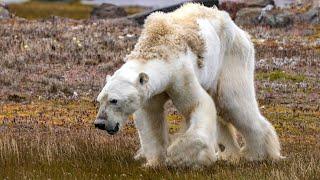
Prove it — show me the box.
[0,100,319,179]
[256,70,306,82]
[123,5,148,15]
[8,2,93,19]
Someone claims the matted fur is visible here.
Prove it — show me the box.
[96,3,283,168]
[126,3,222,67]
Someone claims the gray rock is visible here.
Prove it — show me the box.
[273,12,293,27]
[0,5,10,19]
[235,7,293,27]
[129,0,219,25]
[245,0,275,7]
[235,8,262,26]
[303,7,320,24]
[91,3,127,19]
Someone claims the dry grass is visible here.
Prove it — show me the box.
[8,2,94,20]
[0,17,319,178]
[123,5,150,15]
[8,2,147,20]
[0,100,319,179]
[0,17,140,101]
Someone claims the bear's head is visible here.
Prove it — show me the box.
[94,72,149,135]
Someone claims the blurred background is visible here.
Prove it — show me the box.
[2,0,313,20]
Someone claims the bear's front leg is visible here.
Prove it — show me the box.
[166,86,219,168]
[166,132,217,168]
[134,93,169,167]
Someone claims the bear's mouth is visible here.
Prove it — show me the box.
[106,122,120,135]
[94,118,120,135]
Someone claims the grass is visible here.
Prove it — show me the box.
[0,100,319,179]
[256,70,306,82]
[123,5,149,15]
[9,1,94,19]
[0,15,319,179]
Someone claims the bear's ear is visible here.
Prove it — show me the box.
[106,75,111,83]
[138,72,149,85]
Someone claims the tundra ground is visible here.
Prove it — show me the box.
[0,18,319,179]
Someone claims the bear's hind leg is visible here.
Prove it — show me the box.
[218,78,282,160]
[217,54,282,160]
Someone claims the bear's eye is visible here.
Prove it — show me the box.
[109,99,118,105]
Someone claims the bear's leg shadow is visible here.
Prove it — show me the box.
[217,52,282,160]
[134,93,169,167]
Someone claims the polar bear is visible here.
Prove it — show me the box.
[94,3,282,167]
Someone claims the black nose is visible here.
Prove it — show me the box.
[94,123,106,130]
[106,123,120,135]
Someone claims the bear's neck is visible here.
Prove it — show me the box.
[121,60,172,101]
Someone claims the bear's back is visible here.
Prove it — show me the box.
[126,3,228,63]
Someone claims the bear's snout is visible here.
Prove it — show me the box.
[94,123,106,130]
[94,118,107,131]
[105,123,119,135]
[94,118,119,135]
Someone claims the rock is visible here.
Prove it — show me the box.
[246,0,275,7]
[235,7,293,27]
[303,7,320,24]
[129,0,219,24]
[0,4,10,19]
[272,12,294,27]
[91,3,127,19]
[235,7,262,25]
[219,0,274,19]
[0,2,7,8]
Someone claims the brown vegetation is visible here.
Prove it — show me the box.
[0,17,140,101]
[8,1,94,20]
[0,16,319,178]
[8,2,146,20]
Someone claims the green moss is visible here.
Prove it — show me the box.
[8,2,145,20]
[123,5,147,15]
[256,70,306,82]
[8,2,93,19]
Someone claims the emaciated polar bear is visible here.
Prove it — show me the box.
[94,3,282,167]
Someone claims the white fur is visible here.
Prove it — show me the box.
[95,4,282,168]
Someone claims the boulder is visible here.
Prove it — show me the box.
[91,3,127,19]
[219,0,274,19]
[235,7,262,25]
[246,0,275,7]
[303,7,320,24]
[0,3,10,19]
[271,11,294,27]
[235,7,294,27]
[129,0,219,24]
